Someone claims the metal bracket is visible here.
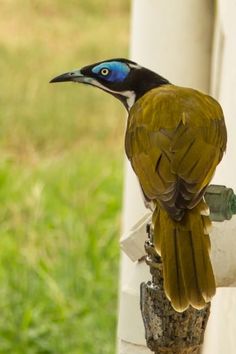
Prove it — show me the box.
[205,184,236,221]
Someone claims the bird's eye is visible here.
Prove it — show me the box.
[100,68,110,76]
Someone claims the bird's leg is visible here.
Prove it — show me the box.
[144,222,161,268]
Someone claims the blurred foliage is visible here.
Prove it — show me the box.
[0,0,129,153]
[0,0,130,353]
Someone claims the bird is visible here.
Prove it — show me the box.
[50,58,227,312]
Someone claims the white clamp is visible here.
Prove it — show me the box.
[120,212,152,262]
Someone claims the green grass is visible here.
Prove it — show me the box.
[0,1,129,353]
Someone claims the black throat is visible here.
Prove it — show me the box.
[131,67,170,101]
[108,68,170,111]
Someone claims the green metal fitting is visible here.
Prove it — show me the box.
[205,184,236,222]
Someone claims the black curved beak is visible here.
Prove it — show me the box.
[50,69,87,83]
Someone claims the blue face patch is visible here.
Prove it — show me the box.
[92,61,130,82]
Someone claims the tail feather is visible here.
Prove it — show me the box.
[152,200,216,312]
[164,227,188,311]
[158,209,187,309]
[177,229,206,310]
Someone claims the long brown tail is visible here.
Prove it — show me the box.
[152,200,216,312]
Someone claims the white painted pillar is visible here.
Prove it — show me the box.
[118,1,214,353]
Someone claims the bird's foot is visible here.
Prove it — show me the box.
[144,240,161,268]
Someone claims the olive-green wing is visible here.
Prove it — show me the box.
[125,85,227,217]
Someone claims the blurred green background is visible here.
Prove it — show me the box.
[0,1,130,353]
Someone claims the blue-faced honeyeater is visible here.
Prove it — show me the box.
[50,59,227,312]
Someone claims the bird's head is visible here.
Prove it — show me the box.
[50,58,169,111]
